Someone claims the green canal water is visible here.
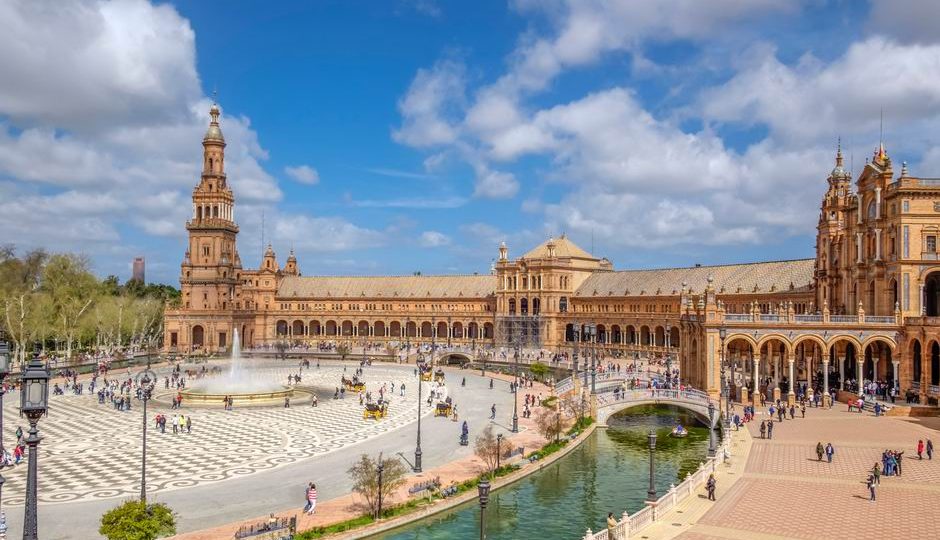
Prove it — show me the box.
[373,405,709,539]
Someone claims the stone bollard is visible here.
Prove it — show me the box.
[670,483,677,506]
[622,511,631,539]
[584,528,593,540]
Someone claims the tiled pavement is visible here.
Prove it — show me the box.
[673,405,940,540]
[0,361,426,505]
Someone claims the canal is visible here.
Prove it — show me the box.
[373,404,710,539]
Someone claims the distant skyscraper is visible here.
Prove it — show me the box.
[132,257,145,283]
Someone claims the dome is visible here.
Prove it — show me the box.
[830,165,848,180]
[204,124,224,141]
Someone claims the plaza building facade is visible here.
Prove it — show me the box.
[164,106,940,405]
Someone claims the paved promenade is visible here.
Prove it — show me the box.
[1,360,516,539]
[665,404,939,540]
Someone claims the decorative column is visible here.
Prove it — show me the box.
[857,358,865,396]
[856,233,863,264]
[822,359,831,407]
[839,356,845,391]
[773,353,782,401]
[787,353,796,405]
[752,354,760,410]
[806,355,814,401]
[892,360,900,393]
[875,229,882,261]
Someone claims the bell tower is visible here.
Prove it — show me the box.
[816,141,852,313]
[180,102,240,313]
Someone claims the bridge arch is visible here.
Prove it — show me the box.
[439,352,472,365]
[596,393,718,428]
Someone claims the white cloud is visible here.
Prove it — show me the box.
[867,0,940,44]
[392,59,466,147]
[285,164,320,185]
[274,214,385,252]
[699,38,940,144]
[419,230,451,247]
[0,0,283,282]
[473,167,520,199]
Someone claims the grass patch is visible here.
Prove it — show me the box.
[567,416,594,436]
[541,396,558,408]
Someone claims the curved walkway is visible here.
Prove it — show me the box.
[2,361,515,539]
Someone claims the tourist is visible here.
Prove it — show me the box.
[172,414,179,434]
[927,439,934,460]
[304,482,318,515]
[825,442,834,463]
[816,442,824,461]
[800,403,806,418]
[766,419,774,439]
[872,462,881,485]
[706,473,716,501]
[917,439,925,460]
[896,450,904,476]
[866,473,876,502]
[759,421,766,439]
[186,416,192,433]
[311,394,318,407]
[490,404,496,420]
[606,512,617,538]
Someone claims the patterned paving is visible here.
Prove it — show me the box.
[0,361,434,505]
[676,405,940,540]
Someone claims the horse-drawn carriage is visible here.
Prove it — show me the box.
[363,401,388,420]
[433,368,445,383]
[419,363,433,382]
[434,401,452,417]
[342,376,366,392]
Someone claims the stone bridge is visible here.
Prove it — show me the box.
[594,388,719,428]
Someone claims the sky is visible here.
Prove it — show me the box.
[4,0,940,285]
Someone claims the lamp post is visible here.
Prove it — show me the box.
[21,344,50,540]
[135,357,156,503]
[496,433,502,471]
[376,452,384,520]
[477,479,491,540]
[0,337,9,536]
[719,327,730,430]
[511,345,519,433]
[572,325,580,384]
[583,324,595,389]
[646,428,657,502]
[707,400,716,457]
[665,323,672,388]
[414,344,425,473]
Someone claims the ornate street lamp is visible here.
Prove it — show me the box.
[583,324,595,389]
[511,344,519,433]
[719,326,730,430]
[20,345,49,540]
[477,479,491,540]
[376,452,385,519]
[135,358,156,503]
[572,324,580,383]
[496,433,503,470]
[0,337,9,535]
[665,323,672,388]
[707,400,716,457]
[646,428,657,502]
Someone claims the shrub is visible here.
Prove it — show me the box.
[99,500,175,540]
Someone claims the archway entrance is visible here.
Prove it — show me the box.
[192,325,204,350]
[926,272,940,316]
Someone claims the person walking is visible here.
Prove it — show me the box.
[303,482,318,515]
[917,439,925,460]
[866,473,876,502]
[767,419,774,440]
[759,420,766,439]
[816,442,824,461]
[927,439,934,460]
[706,473,716,501]
[490,404,496,420]
[172,414,178,435]
[186,416,192,433]
[872,462,881,485]
[825,442,834,463]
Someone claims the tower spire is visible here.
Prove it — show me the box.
[836,137,843,167]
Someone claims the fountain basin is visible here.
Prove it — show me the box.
[155,386,320,408]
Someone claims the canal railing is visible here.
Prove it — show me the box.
[580,435,731,540]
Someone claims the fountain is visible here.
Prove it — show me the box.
[177,328,303,406]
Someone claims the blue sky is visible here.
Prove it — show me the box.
[3,0,940,285]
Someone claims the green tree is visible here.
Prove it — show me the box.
[99,500,176,540]
[41,253,98,359]
[529,361,549,381]
[348,454,407,518]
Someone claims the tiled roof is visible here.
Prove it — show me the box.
[522,235,596,260]
[574,259,815,297]
[277,275,496,299]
